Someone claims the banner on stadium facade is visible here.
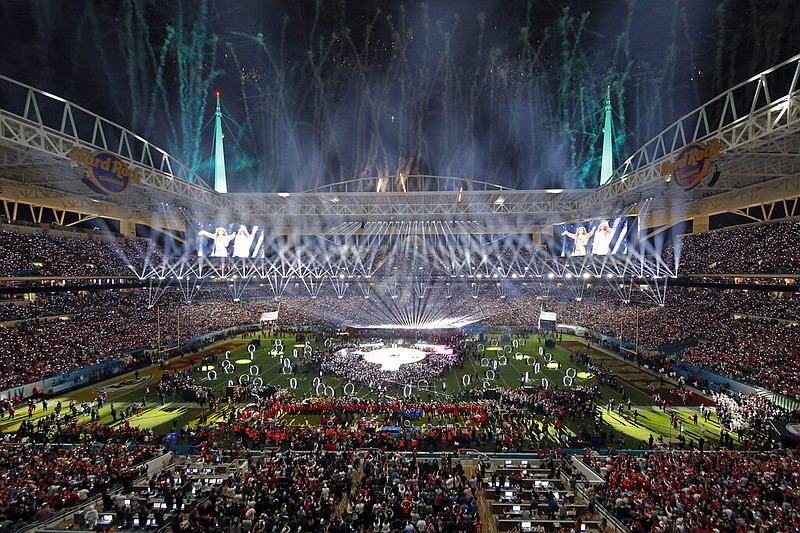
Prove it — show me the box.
[260,311,279,322]
[659,138,721,190]
[539,311,557,323]
[69,146,141,195]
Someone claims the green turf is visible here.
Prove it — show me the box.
[2,333,739,450]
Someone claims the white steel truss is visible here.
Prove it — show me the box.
[0,54,798,233]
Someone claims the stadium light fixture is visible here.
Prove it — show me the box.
[545,189,563,194]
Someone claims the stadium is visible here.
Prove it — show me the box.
[0,2,799,532]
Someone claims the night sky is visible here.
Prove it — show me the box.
[1,0,798,192]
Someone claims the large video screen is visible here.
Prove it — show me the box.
[194,222,264,258]
[554,217,634,257]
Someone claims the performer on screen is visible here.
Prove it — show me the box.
[562,225,595,256]
[197,226,236,257]
[232,225,258,258]
[591,220,615,255]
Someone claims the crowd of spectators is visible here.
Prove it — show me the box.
[711,391,787,444]
[346,452,480,533]
[0,442,160,527]
[141,447,355,532]
[664,220,800,276]
[0,291,266,389]
[126,446,481,533]
[158,370,216,407]
[308,342,465,391]
[590,450,800,532]
[680,318,800,400]
[216,379,609,454]
[0,227,163,278]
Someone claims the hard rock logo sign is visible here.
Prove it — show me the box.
[659,138,721,190]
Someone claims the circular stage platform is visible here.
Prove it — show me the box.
[362,346,427,371]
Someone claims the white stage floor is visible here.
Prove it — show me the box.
[362,346,427,371]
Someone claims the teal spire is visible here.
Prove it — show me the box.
[213,91,228,193]
[600,86,614,186]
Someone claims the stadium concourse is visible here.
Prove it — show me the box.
[0,220,798,532]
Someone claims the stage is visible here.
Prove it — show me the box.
[361,346,427,371]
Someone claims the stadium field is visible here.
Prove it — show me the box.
[1,333,728,451]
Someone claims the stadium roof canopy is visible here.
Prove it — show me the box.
[0,54,798,239]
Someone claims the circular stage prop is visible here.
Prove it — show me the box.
[362,346,427,371]
[566,368,577,379]
[462,374,471,387]
[344,383,355,396]
[207,370,217,381]
[248,344,256,355]
[289,378,298,389]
